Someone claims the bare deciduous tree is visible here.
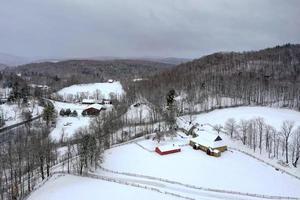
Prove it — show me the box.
[213,124,223,135]
[224,118,237,138]
[280,120,295,163]
[238,120,249,145]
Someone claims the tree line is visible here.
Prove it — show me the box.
[0,124,56,200]
[221,118,300,167]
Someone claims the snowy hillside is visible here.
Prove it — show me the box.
[123,103,155,124]
[57,81,124,101]
[0,53,31,66]
[179,106,300,130]
[0,102,42,127]
[25,105,300,200]
[101,139,300,197]
[177,106,300,177]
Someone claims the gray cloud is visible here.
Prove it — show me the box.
[0,0,299,59]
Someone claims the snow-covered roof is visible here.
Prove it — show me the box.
[133,78,143,82]
[103,99,111,102]
[30,84,49,89]
[180,123,195,132]
[82,99,96,104]
[86,104,103,111]
[190,132,226,149]
[156,144,180,152]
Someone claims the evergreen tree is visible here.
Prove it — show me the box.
[59,109,65,116]
[43,103,56,126]
[0,109,5,127]
[166,89,176,107]
[71,110,78,117]
[65,108,71,116]
[165,89,177,138]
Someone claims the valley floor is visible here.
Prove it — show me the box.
[27,106,300,200]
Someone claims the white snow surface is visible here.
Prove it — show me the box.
[50,101,92,141]
[180,106,300,131]
[50,100,114,141]
[50,116,91,141]
[57,81,124,99]
[178,106,300,176]
[190,133,226,149]
[30,106,300,199]
[27,174,180,200]
[0,101,42,127]
[156,144,180,152]
[102,139,300,197]
[86,103,103,110]
[123,103,153,123]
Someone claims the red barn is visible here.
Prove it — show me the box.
[155,144,181,155]
[82,104,103,116]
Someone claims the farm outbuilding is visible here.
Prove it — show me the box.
[155,144,181,155]
[190,132,227,156]
[101,99,112,105]
[82,104,103,116]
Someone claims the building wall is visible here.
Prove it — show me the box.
[84,108,101,115]
[155,147,181,155]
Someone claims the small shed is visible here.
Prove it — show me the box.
[82,104,103,116]
[0,98,7,104]
[101,99,112,105]
[155,144,181,155]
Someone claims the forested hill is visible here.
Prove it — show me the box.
[130,44,300,110]
[5,59,173,91]
[0,63,8,70]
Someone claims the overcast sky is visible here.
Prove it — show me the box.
[0,0,299,59]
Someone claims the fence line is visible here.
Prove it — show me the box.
[40,171,196,200]
[99,166,300,200]
[229,147,300,181]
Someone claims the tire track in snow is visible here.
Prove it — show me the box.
[97,166,300,200]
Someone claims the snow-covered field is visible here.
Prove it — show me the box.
[51,116,91,141]
[101,138,300,197]
[51,101,88,113]
[29,105,300,199]
[27,174,180,200]
[100,106,300,198]
[123,103,154,123]
[57,81,124,100]
[181,106,300,130]
[0,101,43,127]
[50,100,114,141]
[178,106,300,175]
[50,101,92,141]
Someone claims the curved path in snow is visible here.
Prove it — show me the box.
[93,166,300,200]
